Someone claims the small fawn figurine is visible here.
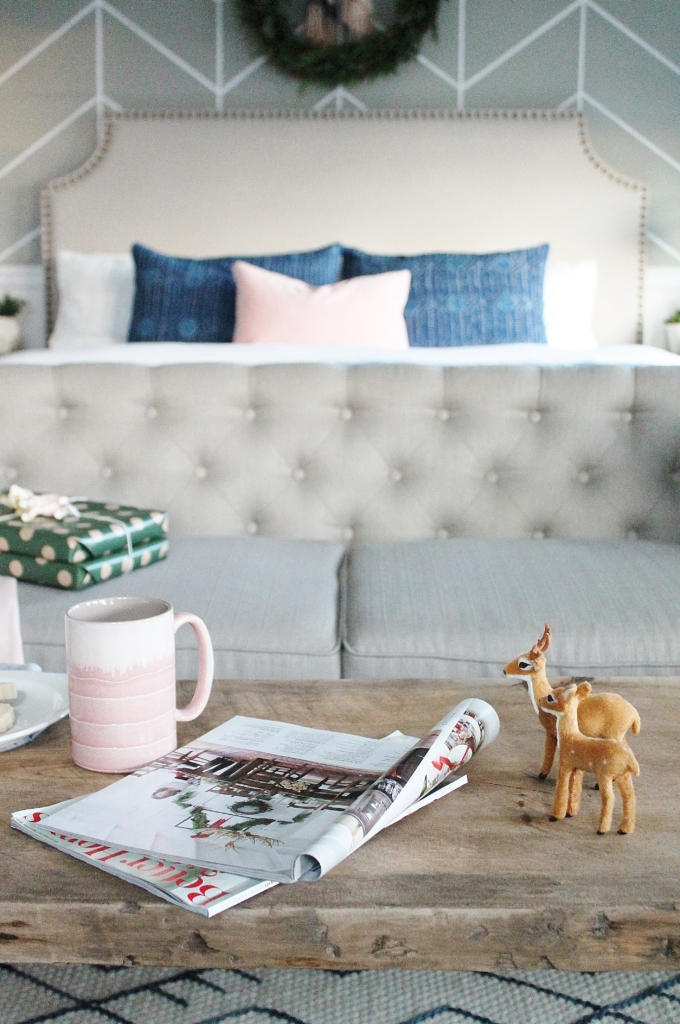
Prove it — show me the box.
[504,624,640,779]
[539,683,639,833]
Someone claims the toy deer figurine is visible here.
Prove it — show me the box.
[504,624,640,779]
[539,683,639,833]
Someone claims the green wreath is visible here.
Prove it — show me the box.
[235,0,444,88]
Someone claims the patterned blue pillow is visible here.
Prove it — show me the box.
[128,243,344,343]
[342,245,549,347]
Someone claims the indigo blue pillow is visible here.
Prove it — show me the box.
[342,245,549,347]
[128,243,344,343]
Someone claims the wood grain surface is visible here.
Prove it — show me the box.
[0,677,677,971]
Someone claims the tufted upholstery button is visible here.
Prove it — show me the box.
[246,521,258,536]
[57,405,69,420]
[627,528,639,541]
[292,467,306,481]
[528,410,542,424]
[10,363,675,547]
[341,527,354,541]
[532,530,546,540]
[436,528,449,539]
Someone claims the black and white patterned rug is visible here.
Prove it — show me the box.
[1,966,678,1024]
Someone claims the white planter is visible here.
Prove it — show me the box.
[665,323,680,354]
[0,316,20,354]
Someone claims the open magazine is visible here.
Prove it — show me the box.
[12,797,277,917]
[12,769,467,917]
[12,697,499,913]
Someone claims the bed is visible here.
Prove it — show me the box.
[7,108,680,682]
[5,108,671,367]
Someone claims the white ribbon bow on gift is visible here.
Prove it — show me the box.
[0,485,135,571]
[0,485,80,523]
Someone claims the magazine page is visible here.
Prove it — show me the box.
[11,799,276,917]
[294,698,499,880]
[43,717,420,883]
[12,775,468,918]
[380,773,469,828]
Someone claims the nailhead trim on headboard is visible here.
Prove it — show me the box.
[575,114,646,344]
[40,109,646,340]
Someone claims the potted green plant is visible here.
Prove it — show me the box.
[0,294,26,354]
[665,310,680,354]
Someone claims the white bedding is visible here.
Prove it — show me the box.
[2,342,679,367]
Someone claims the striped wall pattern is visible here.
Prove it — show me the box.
[0,0,679,268]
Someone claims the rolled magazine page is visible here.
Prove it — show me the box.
[294,698,499,880]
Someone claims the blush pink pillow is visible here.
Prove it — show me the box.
[232,260,411,349]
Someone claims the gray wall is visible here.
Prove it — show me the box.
[1,0,679,267]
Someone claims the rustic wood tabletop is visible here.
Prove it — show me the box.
[0,677,677,971]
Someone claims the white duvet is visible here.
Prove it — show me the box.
[3,342,680,367]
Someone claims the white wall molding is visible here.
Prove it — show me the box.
[1,0,679,264]
[648,233,680,265]
[0,229,42,266]
[0,2,97,89]
[582,94,680,176]
[645,266,680,348]
[463,0,581,94]
[588,1,680,79]
[0,265,45,349]
[456,0,466,110]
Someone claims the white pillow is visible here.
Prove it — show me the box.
[49,251,134,350]
[543,259,598,349]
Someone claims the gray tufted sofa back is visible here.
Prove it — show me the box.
[4,362,680,542]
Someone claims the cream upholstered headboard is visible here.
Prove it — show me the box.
[41,110,645,346]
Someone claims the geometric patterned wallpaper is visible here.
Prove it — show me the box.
[0,0,679,268]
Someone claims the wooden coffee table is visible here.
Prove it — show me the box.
[0,677,677,971]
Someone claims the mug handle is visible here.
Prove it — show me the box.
[173,612,215,722]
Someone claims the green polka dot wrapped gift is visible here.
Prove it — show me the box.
[0,486,168,590]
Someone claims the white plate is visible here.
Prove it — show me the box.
[0,671,69,752]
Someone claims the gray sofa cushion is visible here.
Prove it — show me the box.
[343,538,680,677]
[19,537,344,679]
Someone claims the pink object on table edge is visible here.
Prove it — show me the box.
[66,597,214,773]
[0,577,24,664]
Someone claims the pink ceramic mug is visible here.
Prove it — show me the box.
[66,596,214,773]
